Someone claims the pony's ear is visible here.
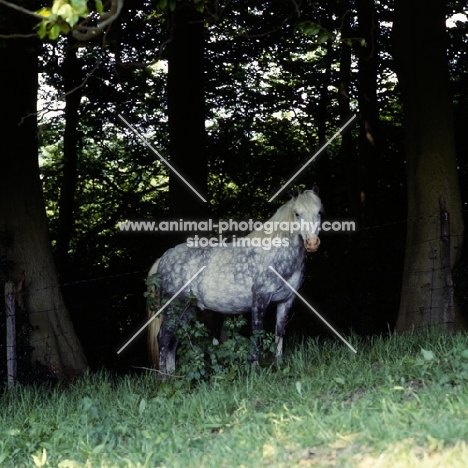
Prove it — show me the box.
[292,187,300,198]
[312,185,319,196]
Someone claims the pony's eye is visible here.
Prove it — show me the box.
[295,212,300,218]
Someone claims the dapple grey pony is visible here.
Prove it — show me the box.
[146,188,323,374]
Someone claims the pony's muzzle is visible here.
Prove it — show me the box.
[304,235,320,252]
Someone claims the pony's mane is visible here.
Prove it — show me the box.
[245,190,322,240]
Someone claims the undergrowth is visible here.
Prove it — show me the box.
[174,314,276,382]
[146,274,276,382]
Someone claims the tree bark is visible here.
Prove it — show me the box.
[356,0,379,228]
[167,4,208,226]
[337,1,358,216]
[393,0,464,331]
[315,39,333,196]
[55,38,83,279]
[0,23,88,376]
[5,281,17,388]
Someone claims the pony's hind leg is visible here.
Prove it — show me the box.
[164,335,179,375]
[158,303,196,375]
[275,297,294,362]
[158,322,177,375]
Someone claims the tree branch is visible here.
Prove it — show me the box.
[0,0,44,20]
[72,0,124,41]
[0,0,124,42]
[0,33,37,39]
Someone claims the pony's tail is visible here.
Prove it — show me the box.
[147,258,162,367]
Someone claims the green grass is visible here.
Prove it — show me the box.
[2,329,468,467]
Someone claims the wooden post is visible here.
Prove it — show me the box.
[5,280,17,388]
[439,196,455,330]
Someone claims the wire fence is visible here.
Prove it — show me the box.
[1,205,467,380]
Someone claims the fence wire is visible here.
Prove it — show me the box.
[1,207,467,369]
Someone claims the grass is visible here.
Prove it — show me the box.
[2,329,468,467]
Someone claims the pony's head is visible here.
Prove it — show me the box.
[245,187,323,252]
[290,187,323,252]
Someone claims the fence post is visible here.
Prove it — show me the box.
[5,280,17,388]
[439,196,455,330]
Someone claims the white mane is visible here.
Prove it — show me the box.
[246,190,322,240]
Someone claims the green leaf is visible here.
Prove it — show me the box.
[31,448,47,468]
[138,398,147,414]
[421,348,436,361]
[318,32,330,44]
[70,0,88,15]
[60,22,71,34]
[49,24,62,40]
[297,21,321,36]
[334,377,345,386]
[295,381,302,395]
[51,0,63,15]
[95,0,104,15]
[36,8,51,18]
[37,21,48,39]
[55,3,73,18]
[58,460,83,468]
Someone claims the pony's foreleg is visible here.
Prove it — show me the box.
[275,297,294,362]
[251,295,270,365]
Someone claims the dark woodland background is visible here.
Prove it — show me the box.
[1,0,467,378]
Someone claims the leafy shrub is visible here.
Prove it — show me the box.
[174,314,276,382]
[176,316,275,380]
[145,275,276,382]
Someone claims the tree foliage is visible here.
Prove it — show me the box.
[2,0,468,375]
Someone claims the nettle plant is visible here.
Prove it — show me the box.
[145,275,275,382]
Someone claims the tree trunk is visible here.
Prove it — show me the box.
[356,0,379,228]
[167,4,208,226]
[55,39,83,280]
[0,28,88,377]
[337,1,358,216]
[393,0,464,331]
[314,39,333,197]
